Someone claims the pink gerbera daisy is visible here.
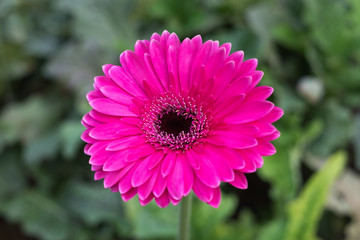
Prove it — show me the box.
[81,30,283,208]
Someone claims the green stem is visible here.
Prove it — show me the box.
[177,193,193,240]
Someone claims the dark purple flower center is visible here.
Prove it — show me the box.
[141,92,210,150]
[159,111,193,136]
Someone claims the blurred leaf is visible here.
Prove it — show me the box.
[257,218,286,240]
[55,0,136,50]
[23,130,60,165]
[0,151,25,203]
[304,0,352,56]
[283,151,347,240]
[0,96,61,144]
[140,0,219,34]
[60,181,125,226]
[59,120,84,159]
[192,194,239,240]
[5,191,71,240]
[213,208,258,240]
[125,198,178,239]
[310,101,353,156]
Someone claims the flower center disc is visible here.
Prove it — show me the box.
[141,92,211,150]
[159,112,193,136]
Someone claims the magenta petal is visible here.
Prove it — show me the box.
[89,147,113,165]
[193,150,221,188]
[89,110,120,123]
[227,76,252,95]
[251,122,277,137]
[207,131,258,149]
[192,177,214,203]
[150,40,169,90]
[213,95,245,120]
[229,171,248,189]
[94,170,106,180]
[89,98,137,117]
[99,86,136,106]
[245,86,274,102]
[253,140,276,156]
[144,53,166,92]
[134,40,149,57]
[207,187,221,208]
[167,32,180,49]
[132,154,157,187]
[102,150,130,171]
[155,191,170,208]
[220,42,231,55]
[138,168,159,200]
[191,35,202,50]
[109,66,146,98]
[169,195,181,206]
[148,150,165,170]
[89,122,137,140]
[167,156,185,200]
[86,89,104,102]
[87,141,109,155]
[81,129,96,144]
[106,136,144,151]
[190,40,213,81]
[102,64,114,77]
[139,194,154,206]
[202,145,234,182]
[160,30,170,47]
[227,51,244,73]
[185,149,200,170]
[82,113,101,127]
[151,32,161,41]
[262,130,281,141]
[167,48,180,91]
[213,61,235,99]
[161,151,177,177]
[103,170,123,188]
[241,150,260,172]
[261,106,284,123]
[236,58,258,77]
[118,162,140,194]
[248,71,264,89]
[224,101,274,124]
[91,164,102,171]
[121,187,138,201]
[181,154,194,195]
[178,38,195,90]
[221,148,245,170]
[153,168,168,198]
[204,47,227,78]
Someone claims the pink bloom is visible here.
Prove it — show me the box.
[81,30,283,208]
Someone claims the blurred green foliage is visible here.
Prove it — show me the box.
[0,0,359,239]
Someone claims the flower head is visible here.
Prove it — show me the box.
[81,31,283,208]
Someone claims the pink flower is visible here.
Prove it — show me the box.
[81,30,283,208]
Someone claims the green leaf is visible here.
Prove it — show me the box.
[23,130,60,165]
[59,181,128,229]
[310,100,353,156]
[0,151,25,203]
[4,191,71,240]
[283,151,347,240]
[191,194,238,240]
[59,120,85,159]
[0,96,61,144]
[256,218,286,240]
[125,198,178,239]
